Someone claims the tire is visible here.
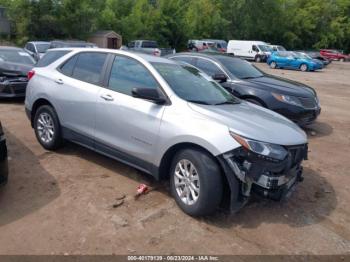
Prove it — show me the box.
[34,105,63,150]
[270,61,277,69]
[255,55,261,63]
[170,148,223,216]
[340,58,345,62]
[300,63,308,72]
[246,98,264,107]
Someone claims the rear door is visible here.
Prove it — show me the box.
[95,55,166,172]
[54,51,108,146]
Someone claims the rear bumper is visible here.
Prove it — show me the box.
[0,81,28,98]
[0,136,8,185]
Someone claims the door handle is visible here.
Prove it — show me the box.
[55,79,64,85]
[100,94,114,101]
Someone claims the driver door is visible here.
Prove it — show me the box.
[95,55,166,172]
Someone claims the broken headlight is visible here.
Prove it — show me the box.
[230,132,288,161]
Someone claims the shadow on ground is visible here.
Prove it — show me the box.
[304,121,333,139]
[0,130,60,227]
[52,142,337,231]
[203,167,337,229]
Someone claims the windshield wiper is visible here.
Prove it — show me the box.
[240,75,263,79]
[187,100,212,105]
[214,100,239,105]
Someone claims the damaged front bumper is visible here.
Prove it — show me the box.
[218,144,308,212]
[0,77,28,98]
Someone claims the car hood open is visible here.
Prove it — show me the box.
[188,101,307,146]
[239,75,317,97]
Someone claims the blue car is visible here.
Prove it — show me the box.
[267,51,323,72]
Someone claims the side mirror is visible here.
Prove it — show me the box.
[132,87,166,104]
[212,73,227,83]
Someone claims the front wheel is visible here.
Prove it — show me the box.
[270,61,277,69]
[34,105,63,150]
[255,55,261,62]
[170,148,223,216]
[300,63,308,72]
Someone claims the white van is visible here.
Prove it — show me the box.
[227,40,272,62]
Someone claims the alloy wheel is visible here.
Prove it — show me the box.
[37,112,55,143]
[174,159,200,205]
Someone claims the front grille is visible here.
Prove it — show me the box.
[286,144,307,168]
[299,97,317,109]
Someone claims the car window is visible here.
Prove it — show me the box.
[108,55,159,96]
[71,52,107,85]
[152,62,239,105]
[36,43,50,53]
[216,56,264,79]
[128,41,135,48]
[171,56,194,65]
[141,41,158,48]
[36,50,71,67]
[195,58,224,77]
[26,43,35,53]
[252,45,259,52]
[0,49,35,65]
[60,55,78,76]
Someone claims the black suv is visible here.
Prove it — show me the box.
[0,121,8,185]
[168,52,321,126]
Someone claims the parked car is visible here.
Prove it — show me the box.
[24,41,50,61]
[187,40,213,52]
[227,40,272,62]
[25,49,308,216]
[0,46,35,98]
[127,40,175,57]
[0,121,8,185]
[49,40,97,49]
[320,49,349,62]
[167,52,321,126]
[267,51,323,72]
[201,39,227,52]
[269,45,286,52]
[296,50,331,66]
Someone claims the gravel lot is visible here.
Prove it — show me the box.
[0,61,349,255]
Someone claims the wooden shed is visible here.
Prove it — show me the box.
[89,30,122,49]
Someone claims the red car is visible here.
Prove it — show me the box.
[320,49,349,62]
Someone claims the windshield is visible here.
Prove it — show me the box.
[293,52,311,59]
[152,62,239,105]
[258,45,271,52]
[277,45,286,51]
[217,56,264,79]
[0,49,36,65]
[36,43,50,53]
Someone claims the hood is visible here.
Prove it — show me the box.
[188,101,307,146]
[0,61,33,77]
[237,75,316,97]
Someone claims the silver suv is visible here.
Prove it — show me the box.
[25,48,308,216]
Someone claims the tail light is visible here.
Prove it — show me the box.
[153,49,161,56]
[27,70,35,80]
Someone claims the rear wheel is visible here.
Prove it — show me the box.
[300,63,308,72]
[34,105,63,150]
[170,148,223,216]
[270,61,277,69]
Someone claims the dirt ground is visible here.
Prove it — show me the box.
[0,61,349,255]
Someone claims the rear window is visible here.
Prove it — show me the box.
[71,52,107,85]
[36,50,71,67]
[141,41,158,48]
[0,49,35,65]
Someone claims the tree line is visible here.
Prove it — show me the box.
[0,0,349,52]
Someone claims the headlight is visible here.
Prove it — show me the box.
[230,132,288,161]
[272,93,302,107]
